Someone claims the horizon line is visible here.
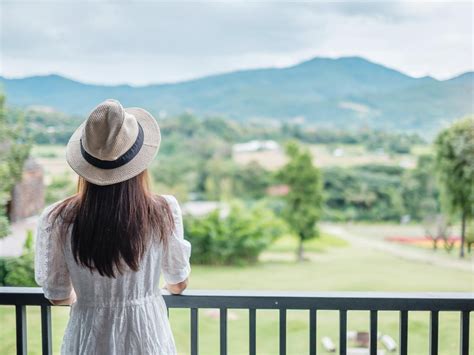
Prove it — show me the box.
[1,54,472,87]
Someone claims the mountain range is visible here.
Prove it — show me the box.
[1,56,472,136]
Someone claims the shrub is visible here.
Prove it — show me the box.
[2,252,36,286]
[184,201,287,265]
[0,230,37,286]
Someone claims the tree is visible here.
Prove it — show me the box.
[0,94,31,238]
[276,141,323,261]
[423,214,454,252]
[402,154,440,221]
[434,117,474,258]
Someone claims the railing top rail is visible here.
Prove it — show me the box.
[1,287,473,311]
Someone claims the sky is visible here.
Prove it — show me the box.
[1,0,473,86]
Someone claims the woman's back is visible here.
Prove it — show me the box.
[35,99,191,354]
[35,194,191,354]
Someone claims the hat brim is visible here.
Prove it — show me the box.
[66,107,161,186]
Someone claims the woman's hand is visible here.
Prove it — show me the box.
[163,279,188,295]
[50,289,77,306]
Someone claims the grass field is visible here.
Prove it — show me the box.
[1,234,472,354]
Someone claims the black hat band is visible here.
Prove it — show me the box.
[80,122,144,170]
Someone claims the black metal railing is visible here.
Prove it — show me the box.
[0,287,472,355]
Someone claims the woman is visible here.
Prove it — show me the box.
[34,99,191,354]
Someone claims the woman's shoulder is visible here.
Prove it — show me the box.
[157,194,180,210]
[38,196,76,226]
[39,200,63,223]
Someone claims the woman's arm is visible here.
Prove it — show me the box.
[164,278,188,295]
[49,289,77,306]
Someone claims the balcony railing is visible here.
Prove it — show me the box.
[0,287,472,355]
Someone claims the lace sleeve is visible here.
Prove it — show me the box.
[34,205,73,300]
[161,195,192,284]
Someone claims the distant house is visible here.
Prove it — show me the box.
[232,140,279,153]
[6,158,45,223]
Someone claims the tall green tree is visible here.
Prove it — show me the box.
[434,117,474,258]
[402,154,440,221]
[0,94,31,238]
[277,141,323,261]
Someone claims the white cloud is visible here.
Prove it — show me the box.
[1,1,472,85]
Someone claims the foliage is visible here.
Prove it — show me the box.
[466,220,474,253]
[401,155,440,220]
[7,102,440,225]
[434,116,474,257]
[435,117,474,217]
[46,173,76,205]
[422,214,455,252]
[184,201,287,265]
[22,108,83,145]
[150,115,273,200]
[284,125,424,154]
[276,141,323,260]
[0,253,37,287]
[323,166,405,222]
[0,231,37,287]
[0,94,32,238]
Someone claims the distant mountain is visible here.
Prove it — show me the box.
[1,56,472,136]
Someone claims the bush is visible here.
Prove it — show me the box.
[0,230,37,287]
[1,252,36,286]
[184,201,287,265]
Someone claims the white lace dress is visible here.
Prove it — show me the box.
[34,195,191,355]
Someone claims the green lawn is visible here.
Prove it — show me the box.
[1,235,472,354]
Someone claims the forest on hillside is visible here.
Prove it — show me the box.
[18,106,441,224]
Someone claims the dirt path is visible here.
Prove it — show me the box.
[322,224,474,273]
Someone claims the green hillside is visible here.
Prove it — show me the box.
[1,56,472,136]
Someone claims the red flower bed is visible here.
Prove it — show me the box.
[385,236,461,247]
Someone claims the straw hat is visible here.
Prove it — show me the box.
[66,99,160,186]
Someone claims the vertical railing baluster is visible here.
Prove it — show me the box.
[370,310,378,355]
[279,309,286,355]
[460,311,470,355]
[15,305,27,355]
[220,308,227,355]
[41,305,52,355]
[309,309,317,355]
[249,308,256,355]
[430,311,439,355]
[190,308,198,355]
[339,310,347,355]
[399,310,408,355]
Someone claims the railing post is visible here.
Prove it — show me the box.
[15,305,27,355]
[249,308,256,355]
[430,311,439,355]
[279,309,286,355]
[220,308,227,355]
[41,305,52,355]
[339,310,347,355]
[399,310,408,355]
[460,311,470,355]
[370,310,378,355]
[190,308,198,355]
[309,309,317,355]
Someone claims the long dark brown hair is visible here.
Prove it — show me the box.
[49,170,174,278]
